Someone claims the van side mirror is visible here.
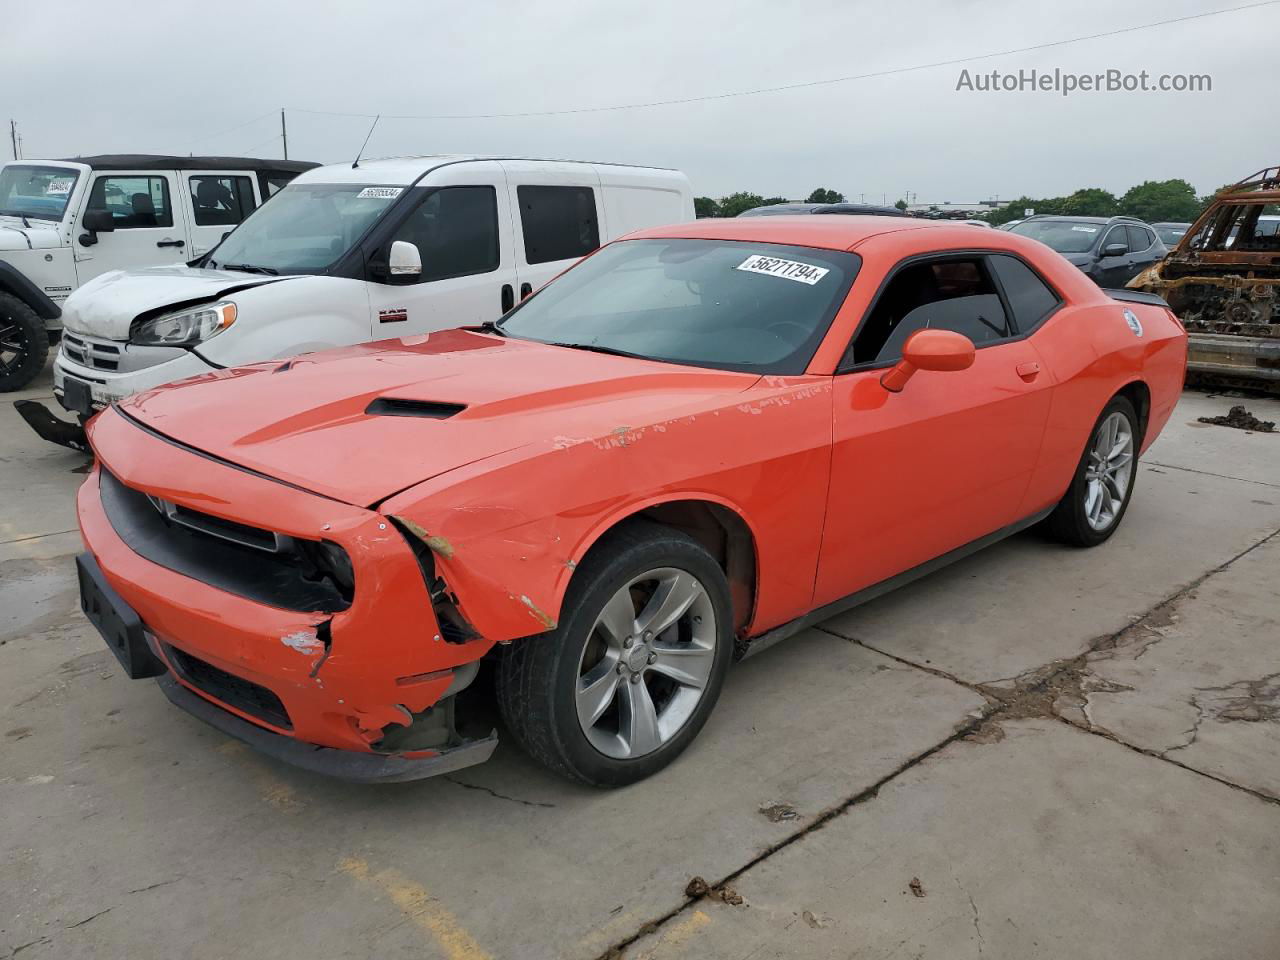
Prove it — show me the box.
[78,209,115,247]
[389,240,422,280]
[1101,243,1127,259]
[880,329,975,393]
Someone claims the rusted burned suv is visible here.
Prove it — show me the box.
[1130,166,1280,391]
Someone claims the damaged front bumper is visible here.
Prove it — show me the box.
[77,407,499,782]
[157,674,497,783]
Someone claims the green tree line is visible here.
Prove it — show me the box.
[984,179,1231,226]
[695,179,1233,223]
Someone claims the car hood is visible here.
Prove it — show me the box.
[1062,252,1094,269]
[118,330,761,507]
[0,219,62,251]
[61,265,291,340]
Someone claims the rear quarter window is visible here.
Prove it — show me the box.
[988,254,1061,332]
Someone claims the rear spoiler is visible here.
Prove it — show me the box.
[1104,288,1170,309]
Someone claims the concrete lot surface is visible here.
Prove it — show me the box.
[2,368,1278,960]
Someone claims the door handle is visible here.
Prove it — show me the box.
[500,284,514,313]
[1015,361,1041,381]
[156,239,185,249]
[520,282,532,300]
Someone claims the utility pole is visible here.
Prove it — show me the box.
[9,120,17,160]
[280,109,289,160]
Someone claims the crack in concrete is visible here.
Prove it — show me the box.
[6,937,51,959]
[65,907,111,929]
[1144,460,1280,490]
[442,776,556,809]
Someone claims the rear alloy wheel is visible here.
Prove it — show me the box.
[0,293,49,392]
[496,522,732,786]
[1046,396,1139,547]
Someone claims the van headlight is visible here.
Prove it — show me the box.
[131,301,237,346]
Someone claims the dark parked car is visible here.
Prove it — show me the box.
[1009,216,1167,287]
[1151,222,1192,246]
[738,202,908,218]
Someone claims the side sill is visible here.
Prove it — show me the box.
[740,506,1054,660]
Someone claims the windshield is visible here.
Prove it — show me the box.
[499,238,860,374]
[208,183,402,273]
[1155,224,1188,245]
[0,165,80,222]
[1010,220,1102,254]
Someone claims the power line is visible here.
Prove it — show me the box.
[187,109,279,149]
[285,0,1276,121]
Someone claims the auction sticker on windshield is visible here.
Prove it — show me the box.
[736,254,829,285]
[356,187,403,200]
[46,178,74,195]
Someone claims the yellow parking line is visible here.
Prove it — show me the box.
[339,857,492,960]
[632,909,712,959]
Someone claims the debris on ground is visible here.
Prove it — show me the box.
[685,876,745,906]
[909,877,926,898]
[758,801,800,822]
[1196,405,1276,433]
[801,910,830,929]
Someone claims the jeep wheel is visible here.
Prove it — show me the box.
[0,293,49,392]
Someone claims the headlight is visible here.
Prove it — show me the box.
[131,301,237,346]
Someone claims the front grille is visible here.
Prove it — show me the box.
[99,469,350,613]
[63,333,122,371]
[167,644,292,729]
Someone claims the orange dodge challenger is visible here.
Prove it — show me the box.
[76,217,1187,785]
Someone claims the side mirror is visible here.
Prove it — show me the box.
[1101,243,1127,259]
[78,209,115,247]
[388,240,422,280]
[880,329,975,393]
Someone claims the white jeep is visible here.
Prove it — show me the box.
[0,154,315,394]
[16,155,693,449]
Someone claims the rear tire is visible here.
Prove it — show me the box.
[0,293,49,392]
[495,521,733,787]
[1046,396,1139,547]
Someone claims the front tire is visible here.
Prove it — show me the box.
[1046,396,1139,547]
[0,293,49,392]
[495,521,733,786]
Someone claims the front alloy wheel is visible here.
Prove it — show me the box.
[496,521,733,786]
[576,567,718,760]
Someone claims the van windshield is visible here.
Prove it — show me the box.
[208,183,401,273]
[499,238,860,374]
[0,165,80,222]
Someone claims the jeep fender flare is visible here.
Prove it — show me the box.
[0,259,62,320]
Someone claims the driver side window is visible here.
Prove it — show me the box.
[390,186,499,283]
[87,175,173,229]
[847,257,1012,367]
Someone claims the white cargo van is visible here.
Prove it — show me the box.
[18,155,694,449]
[0,155,317,392]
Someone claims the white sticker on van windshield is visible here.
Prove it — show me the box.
[45,178,74,195]
[1070,225,1098,233]
[356,186,403,200]
[736,254,829,285]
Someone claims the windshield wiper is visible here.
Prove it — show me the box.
[546,341,650,361]
[221,263,279,276]
[473,320,508,338]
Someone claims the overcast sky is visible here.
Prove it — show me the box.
[7,0,1275,202]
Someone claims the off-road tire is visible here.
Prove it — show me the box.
[1045,395,1139,547]
[0,293,49,392]
[495,521,733,787]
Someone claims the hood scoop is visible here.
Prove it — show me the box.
[365,397,466,419]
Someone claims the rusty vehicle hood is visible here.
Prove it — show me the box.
[116,329,761,507]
